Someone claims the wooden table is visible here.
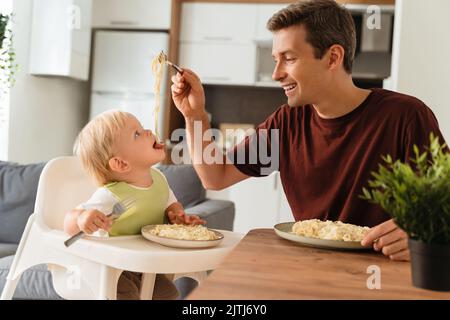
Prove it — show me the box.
[188,229,450,299]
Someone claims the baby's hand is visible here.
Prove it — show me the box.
[167,210,206,225]
[77,209,113,234]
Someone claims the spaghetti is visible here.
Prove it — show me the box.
[151,51,165,141]
[292,219,370,242]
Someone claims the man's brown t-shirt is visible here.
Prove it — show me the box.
[231,88,447,227]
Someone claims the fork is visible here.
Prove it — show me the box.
[158,51,183,74]
[64,195,137,247]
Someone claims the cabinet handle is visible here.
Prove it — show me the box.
[109,20,138,26]
[203,36,232,42]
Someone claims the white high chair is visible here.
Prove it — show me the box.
[0,156,242,300]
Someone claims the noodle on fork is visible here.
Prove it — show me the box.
[151,51,166,141]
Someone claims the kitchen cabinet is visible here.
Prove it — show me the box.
[277,178,294,223]
[207,172,293,234]
[178,2,292,86]
[255,4,288,42]
[29,0,92,80]
[179,43,256,85]
[180,3,257,44]
[179,2,258,86]
[254,4,289,85]
[92,0,171,30]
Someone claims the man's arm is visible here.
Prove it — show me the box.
[171,69,249,190]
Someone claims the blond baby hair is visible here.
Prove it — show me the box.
[74,110,129,185]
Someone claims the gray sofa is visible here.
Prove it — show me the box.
[0,161,235,299]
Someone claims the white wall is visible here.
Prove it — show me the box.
[7,0,89,164]
[391,0,450,142]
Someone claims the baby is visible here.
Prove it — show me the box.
[63,110,205,299]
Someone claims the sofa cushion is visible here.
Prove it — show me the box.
[0,162,45,243]
[0,243,18,258]
[0,255,62,299]
[185,199,235,231]
[156,164,206,208]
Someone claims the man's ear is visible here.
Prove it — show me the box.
[108,157,131,173]
[327,44,345,71]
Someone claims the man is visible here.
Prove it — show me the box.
[170,0,447,261]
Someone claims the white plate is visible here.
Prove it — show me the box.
[141,225,224,249]
[274,222,367,250]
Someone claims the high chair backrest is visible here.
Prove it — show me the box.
[34,156,98,230]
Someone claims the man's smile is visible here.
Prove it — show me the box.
[282,83,297,95]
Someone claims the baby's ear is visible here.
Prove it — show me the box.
[109,157,131,173]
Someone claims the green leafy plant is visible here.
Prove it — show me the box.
[0,13,18,92]
[0,14,7,48]
[361,133,450,244]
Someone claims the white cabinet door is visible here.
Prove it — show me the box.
[92,0,171,30]
[206,172,295,233]
[90,93,160,131]
[255,4,288,42]
[91,31,169,93]
[29,0,92,80]
[207,173,281,234]
[275,173,294,223]
[179,43,256,85]
[180,3,257,44]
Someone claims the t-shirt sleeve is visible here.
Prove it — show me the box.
[78,187,119,215]
[228,105,286,177]
[404,102,449,163]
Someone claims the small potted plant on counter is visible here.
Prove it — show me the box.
[361,133,450,291]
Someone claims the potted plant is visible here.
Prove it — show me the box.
[0,14,8,48]
[361,133,450,291]
[0,13,17,92]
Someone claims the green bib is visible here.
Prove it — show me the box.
[106,168,169,236]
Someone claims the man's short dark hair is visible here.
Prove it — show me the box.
[267,0,356,74]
